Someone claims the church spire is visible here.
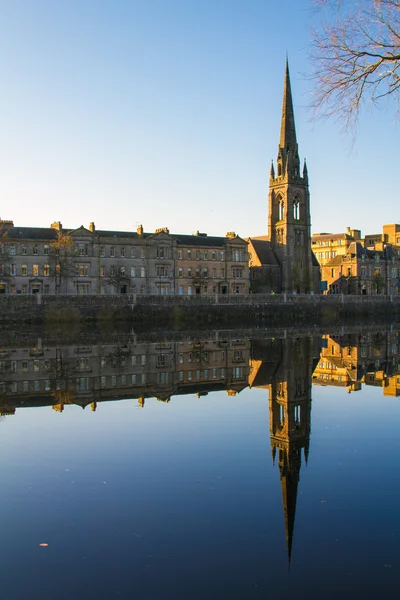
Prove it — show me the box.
[279,58,297,152]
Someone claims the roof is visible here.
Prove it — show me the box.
[248,238,280,266]
[172,234,246,247]
[312,233,354,242]
[6,227,59,241]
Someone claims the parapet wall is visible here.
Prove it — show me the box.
[0,293,399,326]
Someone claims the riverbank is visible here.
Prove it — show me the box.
[0,293,400,327]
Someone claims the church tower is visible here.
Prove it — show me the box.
[269,60,314,293]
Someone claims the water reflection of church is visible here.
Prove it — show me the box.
[0,329,399,561]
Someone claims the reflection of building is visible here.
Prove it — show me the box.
[0,335,251,414]
[251,337,318,562]
[312,332,400,395]
[2,328,400,565]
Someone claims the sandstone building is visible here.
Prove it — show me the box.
[313,224,400,295]
[248,61,320,294]
[0,220,248,295]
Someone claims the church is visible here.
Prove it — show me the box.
[247,61,320,294]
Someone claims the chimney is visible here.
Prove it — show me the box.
[226,231,236,238]
[0,219,14,230]
[137,224,143,237]
[89,222,95,232]
[51,221,62,231]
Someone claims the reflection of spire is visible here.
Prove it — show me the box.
[278,444,301,564]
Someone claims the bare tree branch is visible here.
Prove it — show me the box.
[309,0,400,129]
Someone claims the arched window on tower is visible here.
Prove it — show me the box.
[293,197,300,220]
[278,198,284,221]
[277,163,282,176]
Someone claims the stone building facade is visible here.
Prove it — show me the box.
[0,220,249,295]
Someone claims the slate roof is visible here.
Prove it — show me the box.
[96,230,146,240]
[5,227,58,241]
[172,234,243,247]
[247,238,280,266]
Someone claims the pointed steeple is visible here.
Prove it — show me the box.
[280,58,297,152]
[270,160,275,180]
[303,158,308,180]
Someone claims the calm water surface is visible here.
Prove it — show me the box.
[1,328,400,599]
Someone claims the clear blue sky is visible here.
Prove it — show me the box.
[0,0,397,238]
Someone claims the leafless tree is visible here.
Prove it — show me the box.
[49,232,78,293]
[309,0,400,128]
[105,266,130,293]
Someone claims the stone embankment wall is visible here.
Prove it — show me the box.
[0,293,399,326]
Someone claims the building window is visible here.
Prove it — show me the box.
[120,247,126,257]
[156,265,169,278]
[33,245,38,255]
[100,266,105,277]
[196,250,200,260]
[188,268,192,278]
[178,249,183,259]
[203,268,208,278]
[130,247,135,258]
[43,264,49,276]
[76,264,89,277]
[221,268,225,278]
[100,246,105,257]
[32,264,39,276]
[78,243,88,256]
[220,251,225,261]
[110,247,115,257]
[10,264,16,276]
[232,267,243,279]
[187,250,192,259]
[233,249,244,262]
[157,247,168,259]
[141,267,146,278]
[21,244,27,255]
[131,267,136,277]
[331,268,335,277]
[178,268,183,278]
[204,250,208,260]
[21,264,27,276]
[9,244,15,256]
